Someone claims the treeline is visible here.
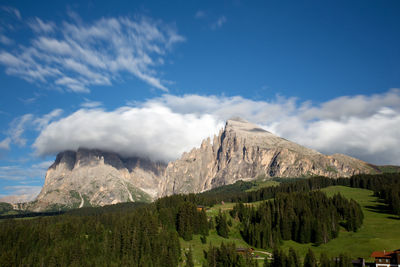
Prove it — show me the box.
[155,194,209,241]
[0,195,212,266]
[230,191,363,248]
[199,173,400,217]
[349,173,400,217]
[202,243,354,267]
[198,176,341,205]
[266,247,353,267]
[0,205,180,267]
[203,242,258,267]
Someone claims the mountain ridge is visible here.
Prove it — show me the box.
[20,118,377,211]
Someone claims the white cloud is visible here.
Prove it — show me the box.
[80,100,103,108]
[2,109,63,149]
[33,109,63,130]
[28,18,55,33]
[0,137,11,150]
[33,106,223,162]
[0,15,184,93]
[8,114,33,147]
[33,89,400,165]
[211,16,227,30]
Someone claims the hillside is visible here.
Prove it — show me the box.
[1,174,400,266]
[181,185,400,265]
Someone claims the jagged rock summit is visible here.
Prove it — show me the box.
[161,118,375,196]
[28,118,375,211]
[31,149,166,211]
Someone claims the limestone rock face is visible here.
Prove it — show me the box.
[29,118,375,211]
[32,148,166,211]
[160,118,375,195]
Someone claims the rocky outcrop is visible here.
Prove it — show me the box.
[28,118,376,211]
[31,148,166,211]
[160,118,375,195]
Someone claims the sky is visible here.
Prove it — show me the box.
[1,0,400,202]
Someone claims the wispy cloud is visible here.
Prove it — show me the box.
[8,114,34,147]
[18,92,41,105]
[0,15,185,93]
[0,185,42,203]
[0,160,52,181]
[33,109,63,130]
[1,6,21,20]
[28,17,55,33]
[195,10,206,19]
[0,137,11,150]
[211,16,227,30]
[0,34,13,45]
[32,89,400,165]
[80,99,103,108]
[2,109,62,150]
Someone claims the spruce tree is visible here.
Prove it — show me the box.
[215,210,229,238]
[303,249,317,267]
[319,252,331,267]
[185,247,194,267]
[287,247,300,267]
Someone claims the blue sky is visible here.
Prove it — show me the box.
[1,0,400,201]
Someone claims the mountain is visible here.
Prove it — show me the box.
[26,118,376,211]
[29,149,166,211]
[160,118,375,195]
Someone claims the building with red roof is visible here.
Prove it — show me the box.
[370,249,400,267]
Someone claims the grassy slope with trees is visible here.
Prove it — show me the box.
[1,173,399,266]
[182,176,400,266]
[278,186,400,261]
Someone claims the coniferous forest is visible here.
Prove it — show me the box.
[230,191,363,249]
[0,173,399,266]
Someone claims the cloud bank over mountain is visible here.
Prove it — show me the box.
[33,106,223,162]
[31,89,400,165]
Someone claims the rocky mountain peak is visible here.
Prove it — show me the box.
[225,117,269,133]
[161,118,376,196]
[26,118,376,211]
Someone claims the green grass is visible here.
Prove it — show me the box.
[246,180,280,192]
[279,186,400,261]
[186,185,400,265]
[181,202,270,266]
[376,165,400,173]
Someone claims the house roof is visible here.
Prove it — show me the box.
[371,251,393,258]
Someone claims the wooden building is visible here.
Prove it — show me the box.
[196,205,206,211]
[370,249,400,267]
[235,247,254,255]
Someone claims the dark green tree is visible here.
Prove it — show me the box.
[215,210,229,238]
[319,252,332,267]
[185,247,194,267]
[303,249,317,267]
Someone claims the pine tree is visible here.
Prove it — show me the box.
[215,210,229,238]
[287,247,300,267]
[185,247,194,267]
[303,249,317,267]
[319,252,331,267]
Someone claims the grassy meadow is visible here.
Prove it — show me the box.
[183,185,400,266]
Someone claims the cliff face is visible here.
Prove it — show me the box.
[30,118,375,211]
[32,149,166,211]
[160,118,375,195]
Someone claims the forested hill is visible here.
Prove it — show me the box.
[0,173,399,266]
